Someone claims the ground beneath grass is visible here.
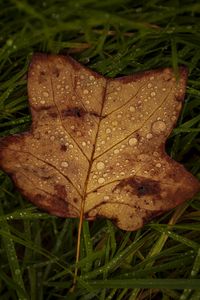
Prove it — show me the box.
[0,0,200,299]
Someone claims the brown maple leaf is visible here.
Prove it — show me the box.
[0,54,199,231]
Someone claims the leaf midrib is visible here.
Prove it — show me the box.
[82,80,108,202]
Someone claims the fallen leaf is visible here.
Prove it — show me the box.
[0,53,199,231]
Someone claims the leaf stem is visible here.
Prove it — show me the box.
[71,81,108,291]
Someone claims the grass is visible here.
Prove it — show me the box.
[0,0,200,299]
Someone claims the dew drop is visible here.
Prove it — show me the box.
[82,141,86,147]
[147,83,152,88]
[112,121,118,126]
[156,163,161,168]
[163,69,172,81]
[146,133,153,139]
[128,137,138,146]
[150,91,156,97]
[96,161,105,170]
[83,89,89,95]
[15,269,21,275]
[114,149,119,154]
[106,128,112,134]
[43,91,49,97]
[98,177,105,184]
[50,136,55,141]
[171,116,176,121]
[89,75,95,80]
[40,100,45,104]
[61,161,69,168]
[138,154,149,161]
[129,106,135,112]
[152,120,166,134]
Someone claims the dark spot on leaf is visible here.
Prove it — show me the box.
[54,184,67,200]
[62,107,86,118]
[32,193,70,217]
[175,94,183,102]
[52,67,60,77]
[40,175,53,180]
[48,111,58,118]
[60,145,67,151]
[73,197,78,203]
[110,216,119,225]
[51,197,69,215]
[113,176,161,199]
[142,210,163,224]
[38,71,47,84]
[137,185,147,196]
[61,107,101,119]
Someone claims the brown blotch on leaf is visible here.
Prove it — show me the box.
[61,107,101,119]
[54,184,67,200]
[48,111,58,118]
[62,107,86,118]
[114,176,161,198]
